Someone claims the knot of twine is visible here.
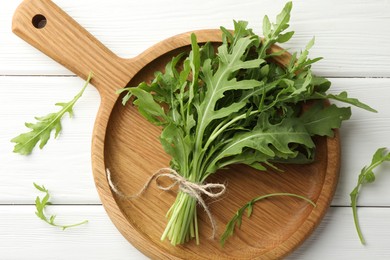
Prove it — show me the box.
[106,168,226,239]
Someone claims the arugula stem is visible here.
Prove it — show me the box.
[58,220,89,230]
[161,192,198,245]
[250,192,316,206]
[351,188,365,245]
[350,148,390,245]
[205,110,258,149]
[258,40,271,59]
[194,207,199,245]
[220,192,316,246]
[161,193,185,240]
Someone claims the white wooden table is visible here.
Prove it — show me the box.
[1,0,390,259]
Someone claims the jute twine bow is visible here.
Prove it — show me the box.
[106,168,226,239]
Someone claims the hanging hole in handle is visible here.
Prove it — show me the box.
[32,14,47,29]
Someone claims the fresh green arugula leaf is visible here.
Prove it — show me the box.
[12,72,93,155]
[262,15,271,38]
[130,88,168,125]
[276,31,295,43]
[287,37,322,74]
[350,148,390,244]
[220,193,316,246]
[300,102,351,137]
[34,183,88,230]
[321,91,377,113]
[205,114,315,176]
[259,1,294,58]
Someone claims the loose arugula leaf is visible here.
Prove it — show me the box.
[220,193,316,246]
[34,183,88,230]
[350,148,390,244]
[12,72,93,155]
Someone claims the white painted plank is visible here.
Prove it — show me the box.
[1,76,390,206]
[288,207,390,259]
[330,78,390,207]
[0,205,147,260]
[2,0,390,77]
[0,76,101,204]
[0,205,389,259]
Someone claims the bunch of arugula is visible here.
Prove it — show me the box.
[118,2,374,245]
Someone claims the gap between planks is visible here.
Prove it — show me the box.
[1,204,390,209]
[0,75,390,79]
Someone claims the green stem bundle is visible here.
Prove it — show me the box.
[162,191,199,245]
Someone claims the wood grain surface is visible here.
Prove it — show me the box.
[2,0,390,259]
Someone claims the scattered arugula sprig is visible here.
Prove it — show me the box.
[118,2,375,245]
[220,193,316,246]
[34,183,88,230]
[350,148,390,244]
[11,72,93,155]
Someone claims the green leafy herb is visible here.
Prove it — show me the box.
[34,183,88,230]
[300,103,351,137]
[11,72,93,155]
[220,193,316,246]
[314,91,377,113]
[118,2,373,245]
[350,148,390,244]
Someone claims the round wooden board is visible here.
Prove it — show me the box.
[12,1,340,258]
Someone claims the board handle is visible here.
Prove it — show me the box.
[12,0,132,97]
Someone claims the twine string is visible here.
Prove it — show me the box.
[106,168,226,239]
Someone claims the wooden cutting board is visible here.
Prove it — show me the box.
[12,0,340,259]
